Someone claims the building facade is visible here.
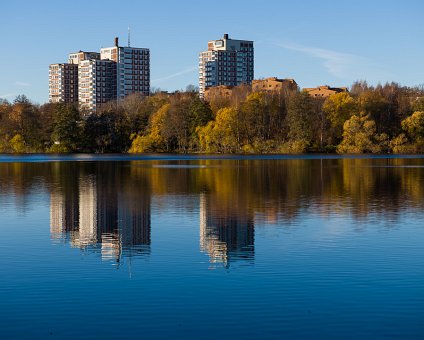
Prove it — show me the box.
[68,51,100,65]
[100,38,150,99]
[48,63,79,103]
[78,59,117,112]
[203,85,234,101]
[252,77,298,93]
[304,85,348,98]
[199,34,254,97]
[49,51,101,104]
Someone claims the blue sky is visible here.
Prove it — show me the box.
[0,0,423,104]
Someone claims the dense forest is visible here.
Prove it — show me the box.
[1,81,424,154]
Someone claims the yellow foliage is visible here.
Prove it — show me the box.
[241,144,255,153]
[197,107,239,153]
[390,134,416,154]
[323,92,356,129]
[401,111,424,141]
[9,134,26,153]
[245,91,267,104]
[128,135,153,153]
[48,143,71,153]
[279,139,309,153]
[149,104,169,144]
[129,104,170,153]
[337,113,382,153]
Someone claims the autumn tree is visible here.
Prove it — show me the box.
[7,95,43,151]
[120,92,169,136]
[358,90,390,134]
[337,112,388,153]
[391,111,424,153]
[322,92,357,145]
[129,104,170,153]
[9,134,26,153]
[157,93,213,152]
[197,107,240,153]
[0,100,12,151]
[412,97,424,112]
[350,80,370,97]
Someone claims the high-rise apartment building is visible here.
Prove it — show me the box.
[199,34,254,97]
[78,59,117,112]
[48,63,78,103]
[49,51,100,104]
[49,38,150,111]
[101,37,150,99]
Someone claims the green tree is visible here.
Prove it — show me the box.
[49,104,81,152]
[189,97,213,131]
[82,107,131,153]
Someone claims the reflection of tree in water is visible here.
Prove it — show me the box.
[49,163,151,264]
[200,193,254,268]
[1,156,424,257]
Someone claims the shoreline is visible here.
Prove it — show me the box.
[1,153,424,163]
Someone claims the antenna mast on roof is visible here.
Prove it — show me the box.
[128,26,131,47]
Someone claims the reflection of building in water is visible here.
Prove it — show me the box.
[73,175,97,247]
[49,171,151,263]
[50,190,65,238]
[95,172,119,261]
[200,193,254,267]
[118,190,151,255]
[50,187,79,241]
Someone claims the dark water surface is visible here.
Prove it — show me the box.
[0,155,424,339]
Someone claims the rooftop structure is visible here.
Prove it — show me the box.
[68,51,100,65]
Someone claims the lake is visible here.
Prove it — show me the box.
[0,155,424,339]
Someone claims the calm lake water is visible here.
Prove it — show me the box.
[1,155,424,339]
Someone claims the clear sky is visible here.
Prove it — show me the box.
[1,0,423,104]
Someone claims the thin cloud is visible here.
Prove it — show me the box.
[15,81,31,87]
[275,42,392,81]
[0,93,15,99]
[152,66,197,83]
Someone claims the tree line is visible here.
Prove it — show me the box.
[1,81,424,153]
